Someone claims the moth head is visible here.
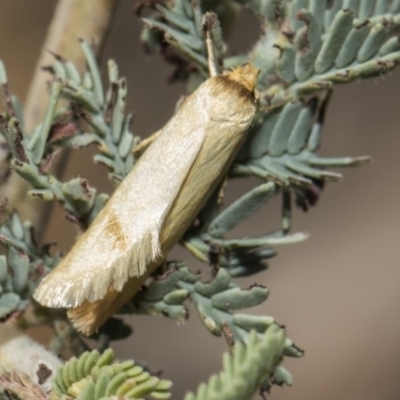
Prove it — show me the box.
[223,63,260,94]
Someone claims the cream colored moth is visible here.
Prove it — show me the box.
[34,63,260,336]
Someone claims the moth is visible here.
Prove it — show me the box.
[34,63,260,335]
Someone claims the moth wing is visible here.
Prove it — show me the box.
[34,101,208,308]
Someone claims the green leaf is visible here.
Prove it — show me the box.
[265,4,400,103]
[236,0,286,25]
[129,264,302,392]
[0,292,20,318]
[142,1,208,70]
[8,247,29,292]
[235,96,370,186]
[53,349,172,399]
[27,80,62,165]
[61,178,96,215]
[50,43,137,183]
[140,0,228,79]
[184,326,286,400]
[208,182,275,237]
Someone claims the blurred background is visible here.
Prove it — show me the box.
[1,1,400,399]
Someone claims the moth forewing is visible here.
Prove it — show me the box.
[34,94,208,307]
[34,64,260,335]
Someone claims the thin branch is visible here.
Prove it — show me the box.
[2,0,119,236]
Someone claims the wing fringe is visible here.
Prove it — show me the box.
[33,224,161,308]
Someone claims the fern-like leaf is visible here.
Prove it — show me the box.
[233,95,370,186]
[0,202,60,319]
[267,5,400,103]
[140,0,227,81]
[181,181,308,276]
[142,0,210,72]
[0,75,103,229]
[236,0,286,25]
[47,40,138,184]
[0,41,141,229]
[52,348,172,400]
[127,264,301,389]
[184,326,286,400]
[289,0,400,32]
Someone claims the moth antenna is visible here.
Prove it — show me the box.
[203,12,220,77]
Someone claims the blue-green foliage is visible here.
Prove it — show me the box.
[53,348,172,399]
[0,200,60,319]
[185,326,286,400]
[0,1,399,398]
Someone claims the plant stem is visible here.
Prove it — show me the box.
[3,0,119,237]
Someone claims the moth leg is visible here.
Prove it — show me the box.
[217,176,228,207]
[132,129,161,158]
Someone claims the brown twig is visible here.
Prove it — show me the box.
[3,0,119,238]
